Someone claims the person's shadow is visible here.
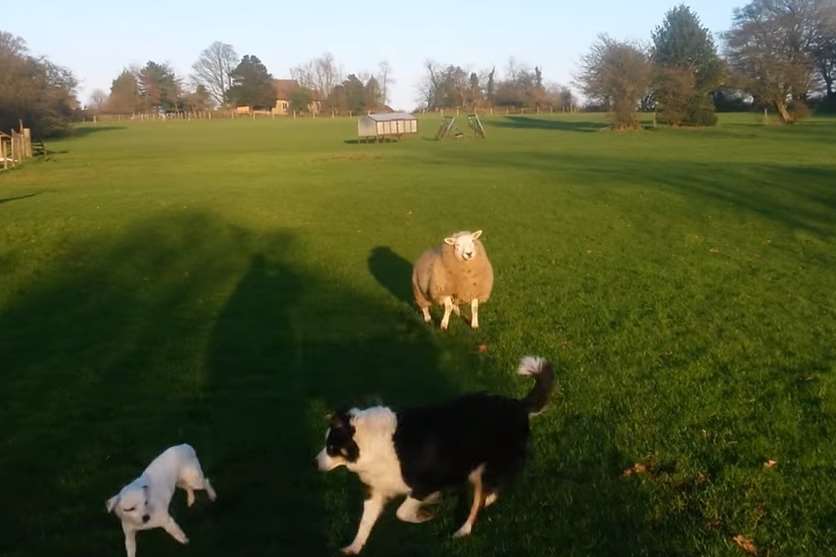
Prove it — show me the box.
[368,246,413,305]
[203,238,460,555]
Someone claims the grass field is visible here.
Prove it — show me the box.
[1,112,834,557]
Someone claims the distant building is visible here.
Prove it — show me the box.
[357,112,418,140]
[273,79,321,115]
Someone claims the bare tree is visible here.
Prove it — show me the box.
[810,0,836,98]
[88,89,108,113]
[575,35,652,129]
[377,60,394,105]
[291,53,343,100]
[191,41,239,106]
[416,60,442,109]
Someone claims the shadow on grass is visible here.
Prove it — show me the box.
[0,211,727,556]
[0,212,461,556]
[491,116,608,133]
[0,192,45,205]
[368,246,413,304]
[70,125,126,138]
[431,149,836,237]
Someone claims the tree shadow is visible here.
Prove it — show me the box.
[429,149,836,238]
[0,212,462,556]
[70,125,126,138]
[491,116,608,133]
[0,192,45,205]
[368,246,413,304]
[0,209,726,556]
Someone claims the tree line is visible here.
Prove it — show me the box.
[3,0,835,136]
[575,1,836,129]
[88,46,394,117]
[417,59,577,113]
[0,31,78,136]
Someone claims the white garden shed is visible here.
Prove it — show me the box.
[357,112,418,141]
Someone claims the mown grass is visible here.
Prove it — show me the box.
[1,112,834,556]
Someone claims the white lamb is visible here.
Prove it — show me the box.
[411,230,494,330]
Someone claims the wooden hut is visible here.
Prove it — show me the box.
[357,112,418,141]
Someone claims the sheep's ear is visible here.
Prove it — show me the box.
[472,230,483,240]
[106,494,119,513]
[444,237,456,246]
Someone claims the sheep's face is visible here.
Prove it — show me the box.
[444,230,483,262]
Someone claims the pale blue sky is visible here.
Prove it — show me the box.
[4,0,741,110]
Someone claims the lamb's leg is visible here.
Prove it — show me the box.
[470,299,479,329]
[343,492,386,555]
[440,297,454,330]
[162,515,189,545]
[122,525,137,557]
[453,466,485,538]
[204,477,217,501]
[421,306,431,323]
[186,487,196,507]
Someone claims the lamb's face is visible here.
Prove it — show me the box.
[444,230,483,262]
[107,484,151,526]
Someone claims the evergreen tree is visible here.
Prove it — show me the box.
[227,55,277,109]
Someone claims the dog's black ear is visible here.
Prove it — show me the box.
[106,495,119,513]
[329,409,351,430]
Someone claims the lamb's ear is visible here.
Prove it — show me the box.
[472,230,483,240]
[106,494,119,513]
[444,237,456,245]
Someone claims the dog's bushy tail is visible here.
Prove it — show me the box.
[517,356,555,416]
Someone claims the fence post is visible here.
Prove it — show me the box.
[1,138,6,170]
[762,107,768,125]
[23,128,32,158]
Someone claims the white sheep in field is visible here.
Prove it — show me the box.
[411,230,494,330]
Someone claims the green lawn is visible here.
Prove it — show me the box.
[1,113,834,556]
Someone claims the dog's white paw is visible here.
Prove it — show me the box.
[341,544,362,555]
[452,524,472,538]
[179,535,190,545]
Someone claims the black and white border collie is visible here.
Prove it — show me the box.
[316,356,555,554]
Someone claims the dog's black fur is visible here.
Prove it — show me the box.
[328,358,554,501]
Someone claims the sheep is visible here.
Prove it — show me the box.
[411,230,494,330]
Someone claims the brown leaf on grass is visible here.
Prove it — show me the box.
[621,463,648,477]
[763,459,778,469]
[732,534,758,555]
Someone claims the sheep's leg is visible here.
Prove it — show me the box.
[470,299,479,329]
[440,297,454,330]
[421,306,432,323]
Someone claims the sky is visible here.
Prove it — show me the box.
[4,0,742,110]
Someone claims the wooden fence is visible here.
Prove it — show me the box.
[0,125,34,171]
[89,104,579,124]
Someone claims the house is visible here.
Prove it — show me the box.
[273,79,322,115]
